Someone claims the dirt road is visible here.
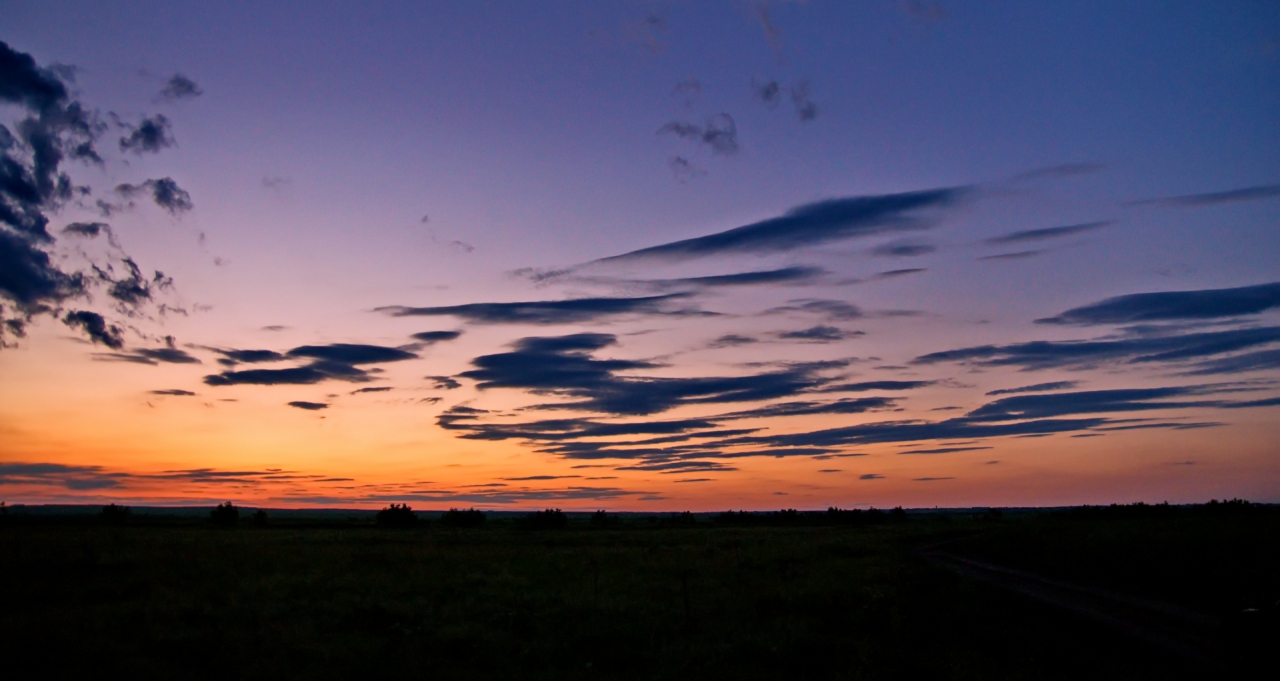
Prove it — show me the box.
[916,543,1225,669]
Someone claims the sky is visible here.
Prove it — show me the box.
[2,1,1279,510]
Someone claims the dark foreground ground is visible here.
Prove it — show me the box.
[1,505,1275,680]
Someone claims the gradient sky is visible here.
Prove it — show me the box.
[2,1,1279,509]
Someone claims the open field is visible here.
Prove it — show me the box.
[1,505,1274,679]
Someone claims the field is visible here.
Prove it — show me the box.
[0,505,1274,679]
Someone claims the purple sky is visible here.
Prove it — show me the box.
[2,1,1279,508]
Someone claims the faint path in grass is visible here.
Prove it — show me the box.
[914,539,1225,669]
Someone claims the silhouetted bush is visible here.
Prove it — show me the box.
[101,503,131,525]
[210,501,239,526]
[519,508,568,530]
[253,509,269,527]
[1200,498,1260,515]
[1068,501,1176,519]
[890,506,908,522]
[590,510,619,527]
[376,503,419,528]
[439,507,485,528]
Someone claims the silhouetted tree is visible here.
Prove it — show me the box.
[101,503,131,525]
[890,506,908,522]
[376,503,419,528]
[520,508,567,529]
[252,509,269,526]
[210,501,239,526]
[439,507,485,528]
[590,509,619,527]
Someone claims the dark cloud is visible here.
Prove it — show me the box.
[899,446,992,454]
[149,389,196,396]
[657,113,738,155]
[987,381,1079,396]
[1178,348,1280,376]
[286,343,418,364]
[1011,162,1106,182]
[97,346,201,365]
[288,401,328,411]
[913,477,955,482]
[674,266,824,288]
[859,473,884,480]
[1036,282,1280,325]
[378,293,709,325]
[204,344,414,386]
[426,375,462,390]
[1133,184,1280,208]
[0,462,127,490]
[204,362,370,386]
[118,114,175,154]
[914,325,1280,372]
[1,231,87,339]
[617,461,736,473]
[790,79,817,121]
[667,156,706,183]
[502,475,581,481]
[159,74,202,101]
[765,299,863,320]
[62,310,122,348]
[718,397,897,419]
[709,334,757,348]
[978,250,1041,261]
[871,268,926,280]
[0,42,121,343]
[570,266,824,294]
[351,387,392,394]
[819,380,935,393]
[456,333,842,416]
[97,257,171,312]
[595,188,965,264]
[210,348,287,365]
[411,330,463,344]
[963,388,1214,422]
[985,221,1112,245]
[60,221,109,238]
[753,79,781,108]
[777,325,855,342]
[723,415,1111,449]
[115,177,193,215]
[871,241,935,257]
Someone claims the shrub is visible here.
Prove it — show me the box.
[376,503,419,528]
[252,509,269,526]
[519,508,567,530]
[439,507,485,528]
[210,501,239,526]
[101,503,131,524]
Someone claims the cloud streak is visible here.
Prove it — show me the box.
[593,188,966,265]
[377,293,710,325]
[1036,282,1280,325]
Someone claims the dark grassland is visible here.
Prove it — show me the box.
[0,506,1274,680]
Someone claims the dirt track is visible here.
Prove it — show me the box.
[916,543,1225,669]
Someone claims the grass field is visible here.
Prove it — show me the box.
[0,505,1273,679]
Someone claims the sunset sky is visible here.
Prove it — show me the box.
[2,1,1279,510]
